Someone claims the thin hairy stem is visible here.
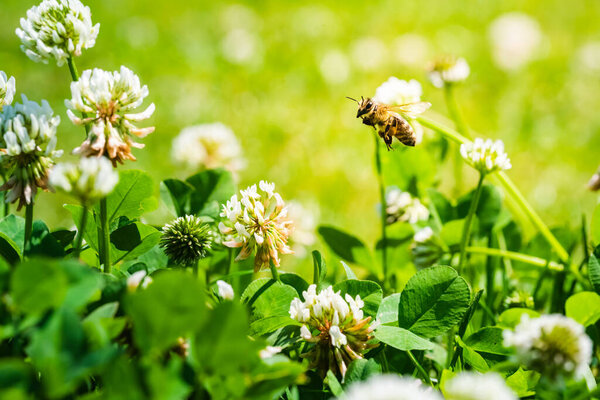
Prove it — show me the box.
[99,198,110,273]
[24,203,34,253]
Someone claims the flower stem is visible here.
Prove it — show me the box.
[67,56,79,81]
[457,173,485,271]
[407,350,432,386]
[417,115,570,264]
[73,205,88,259]
[99,198,111,273]
[24,203,34,253]
[465,246,564,271]
[269,260,280,282]
[374,135,388,282]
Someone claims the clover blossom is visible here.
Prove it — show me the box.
[373,77,422,105]
[445,372,517,400]
[171,123,244,173]
[385,188,429,225]
[411,227,444,269]
[0,95,62,209]
[428,55,470,88]
[460,138,511,175]
[289,284,377,377]
[489,13,543,71]
[216,280,234,300]
[49,156,118,205]
[339,375,442,400]
[503,314,592,379]
[65,66,155,166]
[16,0,100,66]
[160,215,212,266]
[219,181,294,271]
[0,72,16,109]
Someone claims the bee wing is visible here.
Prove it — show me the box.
[389,102,431,118]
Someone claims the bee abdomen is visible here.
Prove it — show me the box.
[390,116,416,147]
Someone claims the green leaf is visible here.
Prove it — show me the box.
[427,188,455,223]
[497,308,540,329]
[65,204,98,251]
[10,259,68,314]
[457,185,502,232]
[0,231,21,265]
[566,291,600,326]
[398,265,470,338]
[109,222,161,263]
[592,203,600,244]
[241,278,298,320]
[455,336,489,371]
[505,368,537,397]
[326,370,344,397]
[440,219,467,247]
[344,359,381,385]
[374,325,433,351]
[124,270,206,352]
[377,293,401,324]
[312,250,327,284]
[0,214,25,256]
[280,273,309,297]
[464,327,510,355]
[333,279,382,318]
[186,168,236,217]
[100,170,157,223]
[588,253,600,294]
[28,220,64,258]
[318,226,373,268]
[160,178,195,217]
[250,316,301,336]
[341,261,358,280]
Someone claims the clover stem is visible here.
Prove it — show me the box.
[99,198,110,273]
[374,134,388,283]
[24,202,33,254]
[66,56,89,133]
[457,173,485,272]
[407,350,432,386]
[73,204,88,259]
[465,246,564,271]
[269,259,280,282]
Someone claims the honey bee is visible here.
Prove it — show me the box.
[349,97,431,149]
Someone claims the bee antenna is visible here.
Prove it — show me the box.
[346,96,358,103]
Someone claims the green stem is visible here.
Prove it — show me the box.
[450,289,484,369]
[457,173,485,271]
[269,260,280,282]
[465,246,564,271]
[73,205,88,258]
[485,235,496,323]
[99,198,110,273]
[67,56,79,81]
[407,350,432,386]
[24,203,34,253]
[417,116,570,264]
[374,135,388,282]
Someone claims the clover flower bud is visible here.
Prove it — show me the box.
[339,375,442,400]
[126,270,152,292]
[460,138,511,175]
[216,280,234,300]
[49,156,118,205]
[444,372,517,400]
[289,284,377,378]
[0,72,16,109]
[160,215,212,267]
[171,123,245,173]
[503,314,592,379]
[385,188,429,225]
[65,66,155,166]
[411,227,444,269]
[219,181,294,271]
[16,0,99,66]
[427,55,470,88]
[0,95,62,209]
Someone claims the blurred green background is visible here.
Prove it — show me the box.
[1,0,600,269]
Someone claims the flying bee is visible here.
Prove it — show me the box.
[348,96,431,149]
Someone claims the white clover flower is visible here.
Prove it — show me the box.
[373,77,422,105]
[216,280,234,300]
[127,270,152,292]
[460,138,511,175]
[414,226,434,243]
[171,123,245,173]
[428,56,470,88]
[259,345,282,359]
[340,375,442,400]
[0,72,16,109]
[445,372,517,400]
[65,66,155,166]
[385,188,429,225]
[49,157,118,205]
[503,314,592,379]
[219,181,294,271]
[289,284,376,377]
[489,13,543,71]
[16,0,99,66]
[0,95,62,209]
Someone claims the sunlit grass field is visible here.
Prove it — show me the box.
[2,0,600,269]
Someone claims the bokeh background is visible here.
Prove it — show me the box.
[1,0,600,270]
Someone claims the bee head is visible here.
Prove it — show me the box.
[356,96,375,118]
